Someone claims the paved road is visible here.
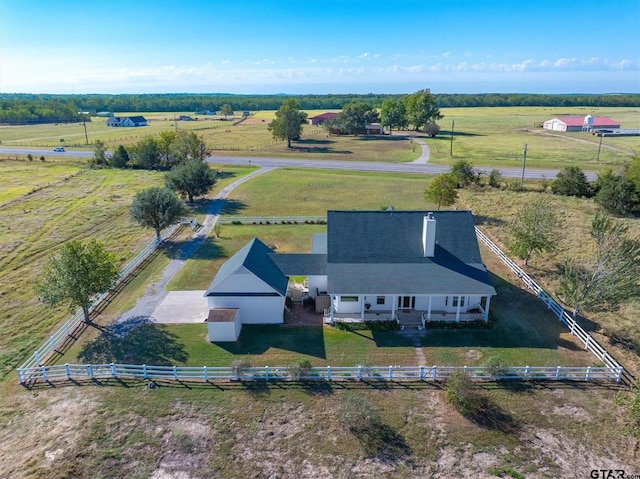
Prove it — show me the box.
[0,145,597,181]
[206,155,596,181]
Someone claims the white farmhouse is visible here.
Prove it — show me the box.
[204,210,496,341]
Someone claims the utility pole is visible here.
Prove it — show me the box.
[449,120,454,157]
[596,133,603,162]
[83,120,89,145]
[520,144,527,190]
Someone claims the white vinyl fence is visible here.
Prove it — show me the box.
[17,363,622,385]
[475,227,629,381]
[17,223,182,371]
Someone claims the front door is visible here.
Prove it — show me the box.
[398,296,416,310]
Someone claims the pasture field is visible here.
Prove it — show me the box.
[3,107,637,168]
[0,158,84,204]
[429,106,640,170]
[0,161,636,478]
[458,188,640,376]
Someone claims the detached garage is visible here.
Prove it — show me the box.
[204,238,288,332]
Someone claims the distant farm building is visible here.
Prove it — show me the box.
[365,123,385,135]
[96,111,114,118]
[308,112,339,125]
[178,115,193,121]
[542,115,620,132]
[106,116,148,127]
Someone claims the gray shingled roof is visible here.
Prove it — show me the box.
[204,238,288,296]
[270,254,327,276]
[326,210,495,295]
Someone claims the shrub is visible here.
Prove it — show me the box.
[27,153,33,162]
[551,166,591,197]
[451,160,480,187]
[231,358,251,380]
[488,169,502,188]
[334,320,399,331]
[445,371,482,416]
[337,392,381,434]
[288,358,313,380]
[485,355,508,379]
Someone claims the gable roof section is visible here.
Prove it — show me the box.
[555,116,620,127]
[127,116,147,123]
[309,112,339,121]
[270,253,327,276]
[326,210,495,295]
[205,238,288,296]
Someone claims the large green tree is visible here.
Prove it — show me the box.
[425,173,458,210]
[336,101,380,135]
[508,197,561,266]
[91,140,108,167]
[166,159,217,203]
[403,89,443,131]
[131,136,161,170]
[268,99,308,148]
[558,211,640,317]
[109,144,130,168]
[379,98,407,132]
[551,166,591,197]
[130,187,190,239]
[35,240,119,323]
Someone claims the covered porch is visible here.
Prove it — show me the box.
[323,293,491,326]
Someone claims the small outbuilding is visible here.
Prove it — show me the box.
[206,308,242,342]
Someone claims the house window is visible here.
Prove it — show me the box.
[460,296,465,307]
[340,296,358,302]
[452,296,459,307]
[445,296,448,306]
[376,296,385,305]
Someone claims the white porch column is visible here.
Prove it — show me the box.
[483,296,491,322]
[456,297,461,322]
[392,295,397,320]
[330,296,335,323]
[360,295,365,321]
[427,296,432,320]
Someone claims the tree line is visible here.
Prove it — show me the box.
[1,92,638,124]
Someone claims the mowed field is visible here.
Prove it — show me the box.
[2,106,637,168]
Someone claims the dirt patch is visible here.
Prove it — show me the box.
[0,388,98,479]
[463,349,484,361]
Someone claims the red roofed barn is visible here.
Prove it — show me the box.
[308,112,339,126]
[542,115,620,132]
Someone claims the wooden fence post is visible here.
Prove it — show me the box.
[143,364,148,379]
[203,366,208,382]
[65,364,71,380]
[110,363,116,378]
[173,366,178,380]
[585,366,591,381]
[419,365,425,381]
[264,366,269,381]
[327,366,331,382]
[555,366,561,380]
[41,366,48,382]
[432,365,438,381]
[87,365,93,379]
[388,366,393,381]
[357,365,362,381]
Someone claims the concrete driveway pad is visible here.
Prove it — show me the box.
[151,291,208,324]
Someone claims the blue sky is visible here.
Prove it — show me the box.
[1,0,638,94]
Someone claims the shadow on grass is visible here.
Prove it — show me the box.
[162,236,225,261]
[216,325,327,359]
[354,423,413,462]
[78,316,188,365]
[466,397,520,434]
[294,139,336,146]
[474,214,505,227]
[289,145,353,155]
